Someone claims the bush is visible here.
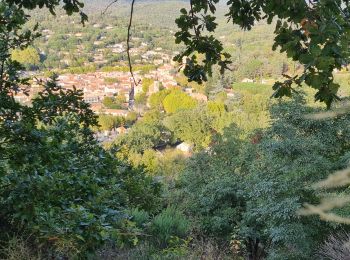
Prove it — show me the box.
[0,116,160,257]
[127,208,150,228]
[177,126,244,240]
[0,79,161,258]
[0,237,42,260]
[0,118,159,257]
[317,232,350,260]
[150,207,189,248]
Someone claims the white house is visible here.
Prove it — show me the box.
[176,142,193,153]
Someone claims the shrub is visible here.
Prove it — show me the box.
[0,237,41,260]
[317,232,350,260]
[177,126,244,240]
[127,208,150,228]
[0,118,129,255]
[150,207,189,248]
[0,116,158,257]
[0,79,161,258]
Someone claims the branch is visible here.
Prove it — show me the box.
[190,0,200,39]
[127,0,140,86]
[102,0,119,15]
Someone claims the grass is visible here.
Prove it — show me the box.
[0,237,42,260]
[232,82,273,96]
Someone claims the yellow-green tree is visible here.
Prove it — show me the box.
[142,78,154,93]
[162,90,197,114]
[98,114,115,131]
[149,89,171,109]
[11,46,40,70]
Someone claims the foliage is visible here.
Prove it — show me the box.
[176,96,350,259]
[227,84,271,135]
[232,82,273,95]
[115,120,165,155]
[142,78,154,93]
[126,111,138,125]
[149,89,171,110]
[135,92,147,106]
[23,0,300,86]
[156,149,187,180]
[98,114,124,131]
[104,77,120,84]
[0,236,42,260]
[11,46,40,70]
[0,1,161,258]
[0,81,161,257]
[237,59,263,80]
[126,208,150,229]
[206,100,231,132]
[164,106,213,149]
[316,232,350,260]
[175,73,206,94]
[102,96,125,109]
[5,0,88,23]
[162,101,232,150]
[150,207,190,248]
[177,126,244,241]
[162,90,197,114]
[5,0,350,258]
[174,0,350,107]
[101,65,157,74]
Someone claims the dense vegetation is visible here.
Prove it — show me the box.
[17,0,296,85]
[2,0,350,259]
[175,0,350,108]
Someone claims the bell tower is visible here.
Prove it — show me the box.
[128,81,135,110]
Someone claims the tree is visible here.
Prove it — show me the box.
[175,73,206,94]
[11,46,40,70]
[173,0,350,107]
[236,97,344,259]
[239,59,264,80]
[98,114,116,131]
[135,92,147,105]
[163,106,213,149]
[177,97,350,259]
[102,96,124,109]
[149,89,171,110]
[207,100,231,132]
[102,96,114,107]
[142,78,154,93]
[115,121,163,154]
[0,1,160,257]
[162,90,197,114]
[177,126,245,242]
[125,111,138,126]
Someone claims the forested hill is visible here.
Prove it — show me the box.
[26,0,291,80]
[82,0,189,27]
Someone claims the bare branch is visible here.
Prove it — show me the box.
[127,0,140,86]
[102,0,118,15]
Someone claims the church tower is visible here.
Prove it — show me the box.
[128,81,135,110]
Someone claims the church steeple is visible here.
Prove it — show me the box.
[128,81,135,110]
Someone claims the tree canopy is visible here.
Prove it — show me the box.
[11,46,40,70]
[163,90,197,113]
[6,0,349,107]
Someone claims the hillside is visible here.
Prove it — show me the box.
[3,1,350,259]
[24,0,294,82]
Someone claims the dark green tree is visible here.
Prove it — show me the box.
[0,1,160,257]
